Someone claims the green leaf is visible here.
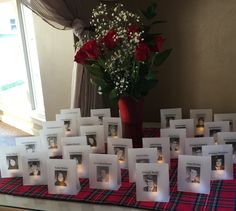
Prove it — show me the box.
[141,2,157,20]
[154,49,172,66]
[86,65,104,78]
[109,89,119,105]
[145,72,157,80]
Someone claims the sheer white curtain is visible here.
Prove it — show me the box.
[20,0,102,116]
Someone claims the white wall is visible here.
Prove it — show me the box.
[33,14,74,121]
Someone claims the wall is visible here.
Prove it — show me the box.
[126,0,236,122]
[33,14,74,121]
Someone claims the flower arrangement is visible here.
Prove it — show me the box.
[74,2,172,103]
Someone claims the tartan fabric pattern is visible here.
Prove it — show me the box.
[0,129,235,210]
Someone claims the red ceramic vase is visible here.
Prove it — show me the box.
[118,96,144,148]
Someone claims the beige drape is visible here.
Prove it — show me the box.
[20,0,102,116]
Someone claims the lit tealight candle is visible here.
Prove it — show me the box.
[196,126,204,136]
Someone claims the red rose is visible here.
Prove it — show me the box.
[152,35,165,52]
[74,40,100,64]
[127,26,139,39]
[102,30,119,49]
[134,42,150,61]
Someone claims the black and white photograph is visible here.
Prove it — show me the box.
[28,161,40,176]
[225,141,236,154]
[6,155,19,170]
[47,136,58,149]
[156,146,163,161]
[114,147,125,161]
[209,128,221,137]
[64,120,71,132]
[96,166,109,182]
[143,174,158,192]
[170,137,180,152]
[25,144,36,153]
[211,155,225,171]
[196,117,205,128]
[185,166,200,183]
[108,123,118,137]
[136,158,150,163]
[192,146,202,156]
[69,153,82,165]
[55,170,67,186]
[165,115,175,127]
[86,134,97,147]
[98,115,104,124]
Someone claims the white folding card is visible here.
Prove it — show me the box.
[78,117,100,126]
[60,108,81,117]
[160,128,186,158]
[214,113,236,132]
[90,108,111,125]
[103,117,122,143]
[40,128,64,157]
[89,154,121,190]
[0,147,23,178]
[15,136,44,153]
[190,109,213,136]
[42,121,64,130]
[142,137,170,164]
[56,113,78,136]
[61,136,87,148]
[107,138,133,169]
[202,144,233,180]
[217,132,236,163]
[80,125,105,153]
[136,163,169,202]
[63,145,91,178]
[184,137,215,156]
[47,159,80,195]
[178,155,211,194]
[160,108,182,128]
[169,119,194,137]
[128,148,157,183]
[21,152,47,185]
[204,121,230,143]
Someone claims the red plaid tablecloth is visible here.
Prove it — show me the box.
[0,129,235,211]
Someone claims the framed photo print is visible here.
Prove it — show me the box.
[160,128,186,159]
[107,138,133,169]
[80,125,105,153]
[169,119,194,137]
[16,136,44,153]
[90,108,111,125]
[202,144,233,180]
[128,148,157,182]
[178,155,211,194]
[60,108,81,117]
[47,159,80,195]
[89,154,121,190]
[42,121,64,130]
[61,136,87,148]
[142,137,170,164]
[103,117,122,143]
[160,108,182,128]
[190,109,213,137]
[21,152,47,185]
[0,147,23,178]
[56,113,78,136]
[217,132,236,163]
[136,163,169,202]
[204,121,230,143]
[63,145,91,178]
[184,137,215,156]
[40,128,64,157]
[214,113,236,132]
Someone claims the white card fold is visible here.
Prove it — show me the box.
[184,137,215,156]
[214,113,236,132]
[103,117,122,143]
[178,155,211,194]
[56,113,78,136]
[160,108,182,128]
[63,145,91,178]
[202,144,233,180]
[136,163,170,202]
[15,136,44,153]
[80,125,105,153]
[47,159,80,195]
[169,119,194,137]
[142,137,170,165]
[78,117,100,126]
[42,121,64,130]
[128,148,157,183]
[61,136,87,148]
[89,154,121,190]
[90,108,111,125]
[60,108,81,117]
[107,138,133,169]
[160,128,186,158]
